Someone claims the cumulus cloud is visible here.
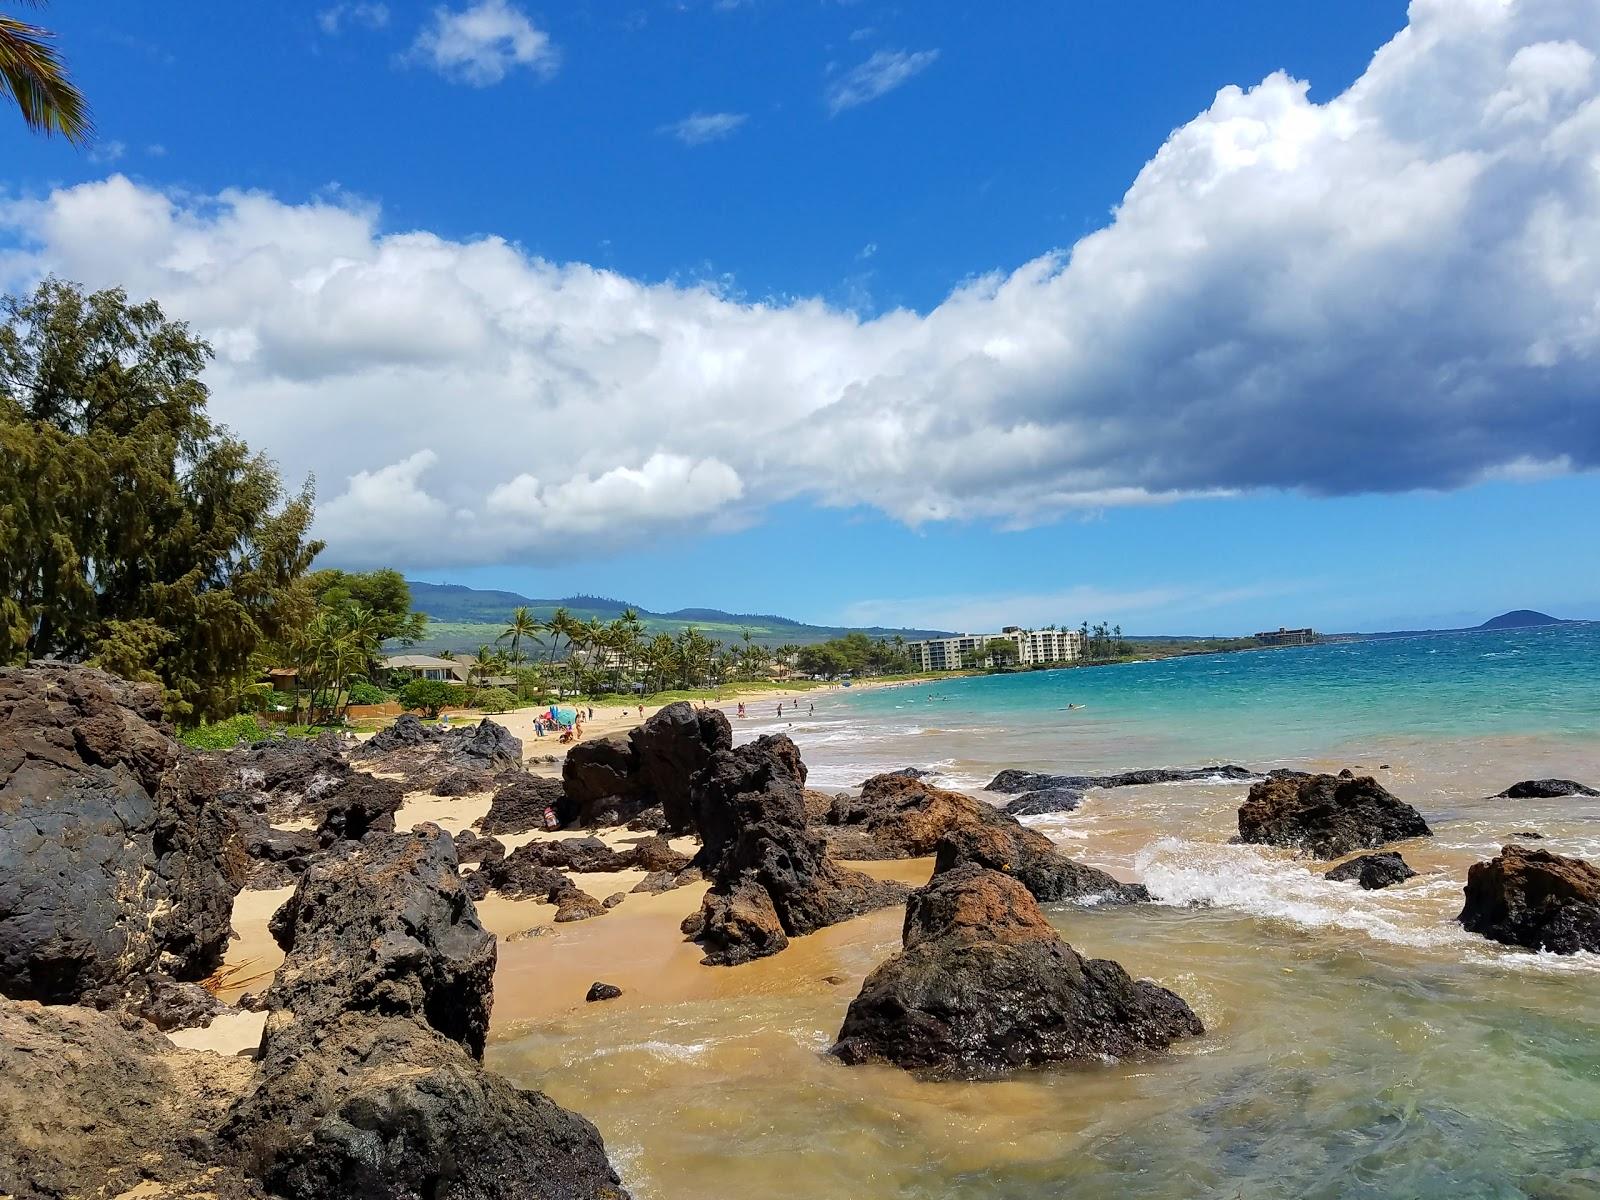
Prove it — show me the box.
[406,0,558,86]
[827,48,939,114]
[3,0,1599,570]
[661,111,748,145]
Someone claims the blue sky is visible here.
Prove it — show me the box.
[5,0,1600,634]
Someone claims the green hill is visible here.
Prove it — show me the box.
[400,580,953,655]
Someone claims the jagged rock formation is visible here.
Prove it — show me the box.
[1324,851,1417,890]
[827,772,1146,904]
[1238,772,1432,858]
[1458,844,1600,955]
[934,821,1149,904]
[0,664,240,1003]
[227,825,630,1198]
[1494,778,1600,799]
[564,702,732,828]
[353,714,523,784]
[0,999,263,1199]
[986,764,1257,793]
[478,773,566,834]
[683,735,908,966]
[831,865,1202,1075]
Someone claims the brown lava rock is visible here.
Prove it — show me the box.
[1458,843,1600,954]
[1238,772,1432,859]
[831,865,1202,1076]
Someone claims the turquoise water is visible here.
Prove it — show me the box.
[820,623,1600,778]
[497,621,1600,1200]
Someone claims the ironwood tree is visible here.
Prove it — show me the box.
[0,280,322,722]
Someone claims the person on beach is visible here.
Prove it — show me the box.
[777,702,783,717]
[737,702,746,718]
[809,703,814,715]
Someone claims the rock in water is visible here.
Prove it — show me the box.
[585,982,623,1002]
[830,865,1202,1076]
[934,822,1149,904]
[986,764,1256,793]
[1458,844,1600,955]
[1237,773,1432,859]
[1324,851,1417,890]
[227,825,631,1198]
[1001,786,1085,816]
[684,735,908,965]
[0,663,240,1003]
[829,772,998,858]
[1494,778,1600,799]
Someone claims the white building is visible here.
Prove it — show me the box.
[905,626,1084,672]
[381,654,468,683]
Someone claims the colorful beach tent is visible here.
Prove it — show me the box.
[548,706,578,725]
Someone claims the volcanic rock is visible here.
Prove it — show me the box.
[564,732,644,825]
[0,998,262,1199]
[478,773,566,834]
[1495,778,1600,799]
[934,821,1149,904]
[1324,851,1417,890]
[1458,844,1600,955]
[685,735,907,965]
[633,701,732,830]
[228,824,630,1198]
[453,719,523,771]
[1237,772,1432,859]
[0,663,240,1003]
[986,764,1256,793]
[433,769,491,797]
[553,885,607,923]
[830,865,1202,1075]
[626,833,694,875]
[586,982,623,1002]
[453,828,507,867]
[829,773,995,858]
[1001,786,1086,817]
[82,970,231,1033]
[313,772,404,846]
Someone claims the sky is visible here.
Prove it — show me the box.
[4,0,1600,635]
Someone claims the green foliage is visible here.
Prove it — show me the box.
[0,280,322,723]
[795,631,916,679]
[308,568,426,645]
[397,678,466,717]
[474,686,516,713]
[346,679,389,706]
[177,713,265,750]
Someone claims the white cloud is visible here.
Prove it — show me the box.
[827,48,939,115]
[319,3,390,34]
[87,140,125,164]
[406,0,558,86]
[4,0,1600,571]
[662,111,748,146]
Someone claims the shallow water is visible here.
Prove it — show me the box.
[491,626,1600,1198]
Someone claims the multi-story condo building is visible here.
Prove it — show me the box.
[1253,627,1318,646]
[905,626,1084,672]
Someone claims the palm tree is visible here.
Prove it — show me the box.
[544,607,572,666]
[469,644,502,693]
[499,607,542,669]
[1,7,91,144]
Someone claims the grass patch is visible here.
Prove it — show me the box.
[178,715,342,750]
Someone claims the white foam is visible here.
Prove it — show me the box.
[1135,837,1471,950]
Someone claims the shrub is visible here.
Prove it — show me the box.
[475,687,516,713]
[397,678,467,717]
[178,713,266,750]
[346,679,389,706]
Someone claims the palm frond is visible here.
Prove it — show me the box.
[0,13,92,144]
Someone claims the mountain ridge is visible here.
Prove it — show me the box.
[401,580,955,653]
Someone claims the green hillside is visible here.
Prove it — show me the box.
[399,581,954,655]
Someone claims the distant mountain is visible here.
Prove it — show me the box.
[1363,609,1576,639]
[1475,609,1565,630]
[400,580,955,654]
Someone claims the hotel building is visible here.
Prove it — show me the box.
[905,626,1085,672]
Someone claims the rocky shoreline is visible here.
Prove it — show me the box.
[5,663,1600,1196]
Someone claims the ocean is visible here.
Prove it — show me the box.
[496,623,1600,1199]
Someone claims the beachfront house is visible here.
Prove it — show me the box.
[904,626,1084,672]
[381,654,470,684]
